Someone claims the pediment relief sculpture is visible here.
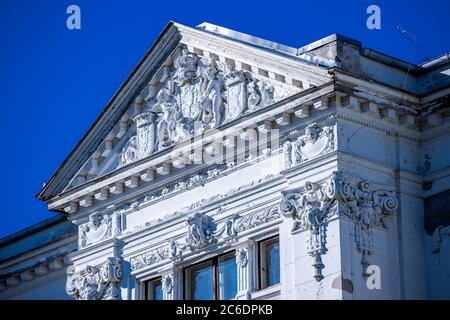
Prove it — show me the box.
[63,46,302,192]
[118,48,295,168]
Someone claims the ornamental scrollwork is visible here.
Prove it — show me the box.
[182,212,239,252]
[130,246,169,272]
[65,257,122,300]
[185,212,217,250]
[280,171,398,280]
[234,205,281,232]
[130,204,281,272]
[166,213,239,260]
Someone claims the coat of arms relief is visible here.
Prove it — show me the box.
[119,48,295,167]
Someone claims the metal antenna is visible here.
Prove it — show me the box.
[346,26,426,164]
[396,25,430,62]
[395,25,430,105]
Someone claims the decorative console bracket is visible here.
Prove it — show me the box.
[66,257,122,300]
[280,171,398,280]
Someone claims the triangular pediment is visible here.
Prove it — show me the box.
[38,21,331,203]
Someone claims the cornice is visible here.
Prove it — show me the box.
[0,237,76,294]
[333,68,421,107]
[46,83,335,212]
[44,74,448,216]
[0,235,77,271]
[129,202,282,277]
[120,174,285,248]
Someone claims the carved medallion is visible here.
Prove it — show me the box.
[79,212,111,248]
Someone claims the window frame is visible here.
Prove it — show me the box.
[144,276,163,300]
[258,235,280,290]
[184,251,236,300]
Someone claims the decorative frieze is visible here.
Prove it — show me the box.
[130,204,280,272]
[66,257,122,300]
[130,246,169,271]
[122,174,277,233]
[234,205,281,232]
[280,171,398,280]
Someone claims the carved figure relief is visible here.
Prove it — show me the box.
[166,212,239,260]
[162,274,173,295]
[247,80,261,110]
[118,47,295,167]
[225,65,247,119]
[236,247,249,268]
[154,89,178,148]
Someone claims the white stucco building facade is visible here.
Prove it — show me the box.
[1,22,449,300]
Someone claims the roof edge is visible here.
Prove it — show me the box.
[36,21,178,202]
[0,214,67,248]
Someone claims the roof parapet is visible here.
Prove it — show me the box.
[196,22,449,76]
[197,22,299,56]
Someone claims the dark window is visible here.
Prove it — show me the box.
[185,252,237,300]
[424,189,450,234]
[144,277,163,300]
[259,236,280,289]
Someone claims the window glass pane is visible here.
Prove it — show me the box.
[146,279,163,300]
[152,281,163,300]
[190,262,214,300]
[267,241,280,286]
[218,254,237,300]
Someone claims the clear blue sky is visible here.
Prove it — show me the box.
[0,0,449,238]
